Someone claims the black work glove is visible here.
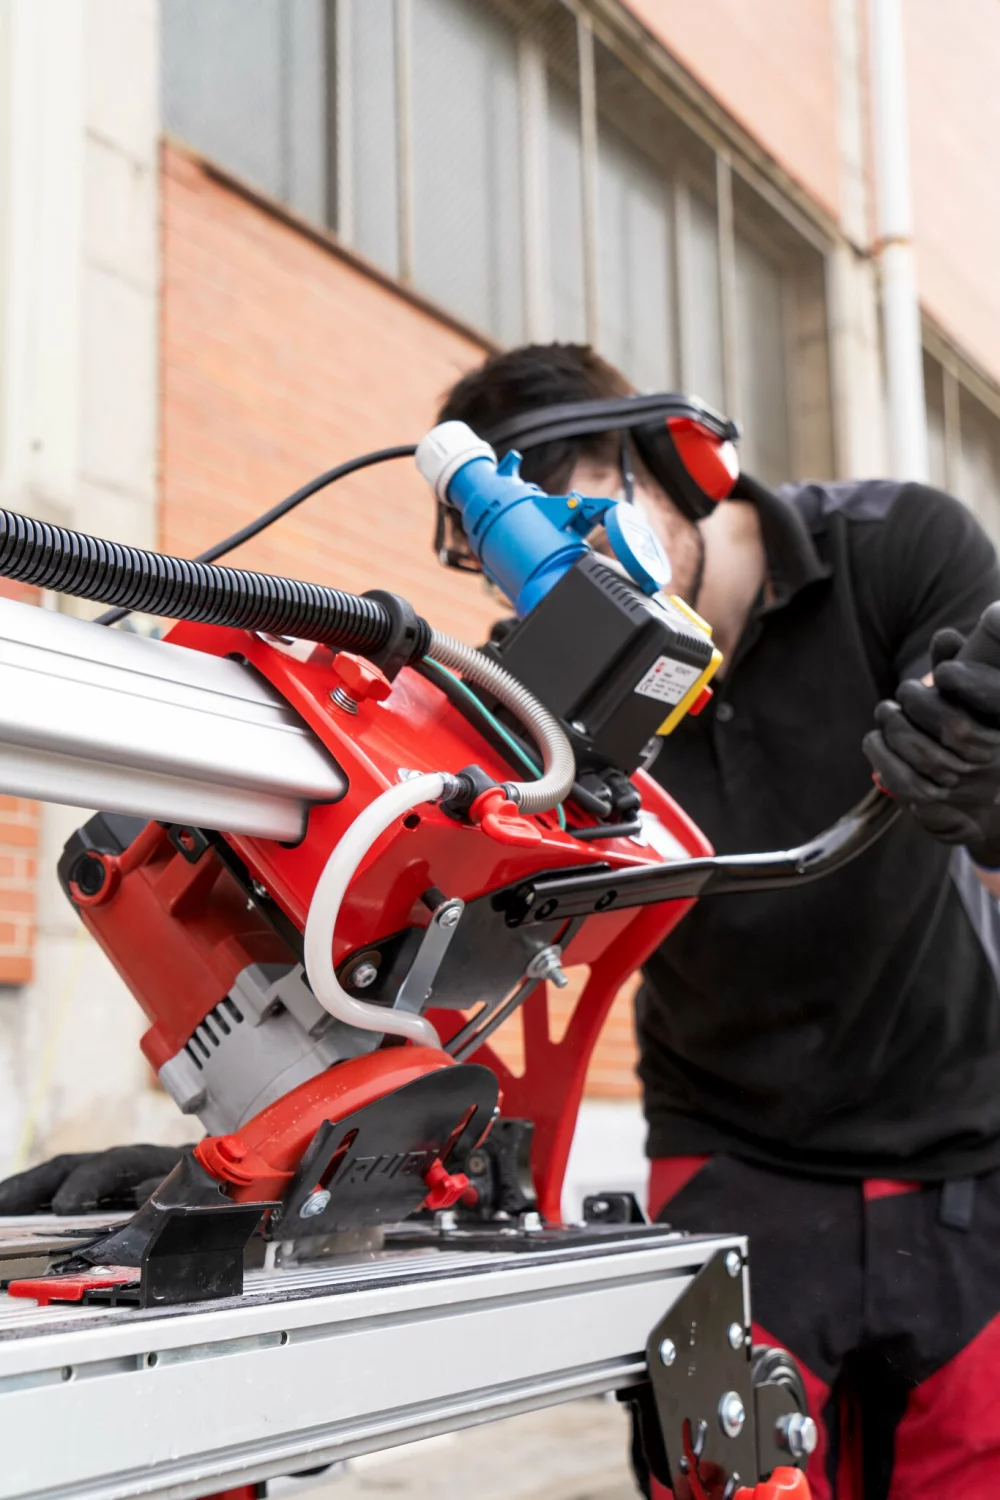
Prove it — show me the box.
[863,627,1000,867]
[0,1144,191,1215]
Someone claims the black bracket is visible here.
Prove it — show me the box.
[642,1248,810,1492]
[646,1248,756,1492]
[583,1191,648,1226]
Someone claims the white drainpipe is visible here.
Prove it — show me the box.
[869,0,930,481]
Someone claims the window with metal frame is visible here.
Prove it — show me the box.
[160,0,834,487]
[925,348,1000,546]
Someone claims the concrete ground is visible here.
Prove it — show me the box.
[284,1397,638,1500]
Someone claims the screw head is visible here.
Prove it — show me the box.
[728,1321,745,1351]
[299,1189,331,1219]
[658,1338,677,1367]
[569,720,587,735]
[439,904,461,929]
[718,1391,746,1438]
[725,1249,742,1279]
[350,961,378,990]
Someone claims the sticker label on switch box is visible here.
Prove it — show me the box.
[634,656,701,705]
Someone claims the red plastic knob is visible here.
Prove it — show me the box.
[331,652,392,704]
[423,1158,475,1210]
[469,787,543,847]
[735,1468,813,1500]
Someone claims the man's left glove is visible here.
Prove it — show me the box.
[863,626,1000,868]
[0,1144,192,1215]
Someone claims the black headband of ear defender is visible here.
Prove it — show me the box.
[482,392,739,524]
[433,393,740,570]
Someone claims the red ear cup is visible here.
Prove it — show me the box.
[666,416,739,501]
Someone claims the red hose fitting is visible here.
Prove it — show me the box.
[469,787,542,847]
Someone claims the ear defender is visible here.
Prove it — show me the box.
[633,413,740,523]
[666,417,740,502]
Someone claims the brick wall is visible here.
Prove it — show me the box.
[160,144,642,1100]
[0,580,39,985]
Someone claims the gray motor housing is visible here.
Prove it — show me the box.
[158,962,380,1136]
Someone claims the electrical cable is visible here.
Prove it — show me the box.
[97,444,418,626]
[426,630,575,815]
[568,819,643,842]
[417,660,643,839]
[418,657,567,830]
[0,506,428,652]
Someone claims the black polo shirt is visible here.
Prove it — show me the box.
[638,478,1000,1179]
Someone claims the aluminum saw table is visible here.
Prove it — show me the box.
[0,1216,751,1500]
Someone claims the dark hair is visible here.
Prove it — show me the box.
[437,343,633,493]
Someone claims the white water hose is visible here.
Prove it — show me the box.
[303,772,453,1048]
[303,641,576,1047]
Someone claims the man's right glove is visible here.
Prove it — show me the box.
[0,1144,191,1215]
[863,626,1000,867]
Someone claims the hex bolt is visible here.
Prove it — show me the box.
[526,945,568,988]
[519,1211,543,1232]
[299,1189,331,1219]
[658,1338,677,1367]
[718,1391,746,1438]
[728,1321,745,1351]
[725,1249,742,1279]
[349,961,378,990]
[776,1412,819,1459]
[435,1209,457,1231]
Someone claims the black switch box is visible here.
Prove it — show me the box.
[495,554,714,774]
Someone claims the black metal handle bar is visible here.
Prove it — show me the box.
[502,788,900,927]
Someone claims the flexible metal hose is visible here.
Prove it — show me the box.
[0,508,427,652]
[427,631,575,814]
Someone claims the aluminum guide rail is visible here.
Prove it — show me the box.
[0,597,346,841]
[0,1226,745,1500]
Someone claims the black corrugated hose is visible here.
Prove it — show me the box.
[0,507,430,656]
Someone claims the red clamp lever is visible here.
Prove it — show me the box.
[423,1158,476,1211]
[469,787,543,847]
[8,1267,139,1306]
[330,652,393,706]
[735,1468,813,1500]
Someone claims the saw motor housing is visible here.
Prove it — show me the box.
[43,422,719,1236]
[59,617,712,1228]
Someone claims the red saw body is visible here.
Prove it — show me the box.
[63,620,710,1226]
